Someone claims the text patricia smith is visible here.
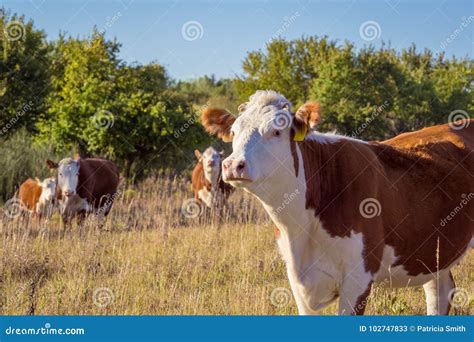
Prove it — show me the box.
[417,325,466,333]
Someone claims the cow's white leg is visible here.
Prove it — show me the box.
[285,270,314,315]
[423,270,455,315]
[338,272,373,315]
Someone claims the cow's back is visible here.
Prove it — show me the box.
[77,158,120,209]
[18,178,42,211]
[374,120,473,275]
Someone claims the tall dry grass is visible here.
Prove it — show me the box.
[0,174,472,315]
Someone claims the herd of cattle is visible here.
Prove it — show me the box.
[9,90,474,315]
[16,147,232,224]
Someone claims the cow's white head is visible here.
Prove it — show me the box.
[36,177,57,203]
[195,146,224,186]
[46,158,80,198]
[201,90,321,193]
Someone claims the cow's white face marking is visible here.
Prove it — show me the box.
[224,91,294,191]
[36,177,57,216]
[38,178,56,203]
[201,147,222,187]
[57,158,80,197]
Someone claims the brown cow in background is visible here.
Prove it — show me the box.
[18,177,57,220]
[192,146,233,209]
[46,157,120,225]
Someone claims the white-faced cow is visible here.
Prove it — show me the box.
[192,146,233,208]
[202,90,473,315]
[46,158,120,225]
[18,177,57,219]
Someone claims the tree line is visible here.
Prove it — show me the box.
[0,10,472,198]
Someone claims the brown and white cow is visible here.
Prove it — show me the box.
[192,146,233,208]
[18,177,57,219]
[202,90,473,315]
[46,157,120,225]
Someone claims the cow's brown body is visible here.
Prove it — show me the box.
[76,158,120,213]
[292,120,473,278]
[18,178,42,212]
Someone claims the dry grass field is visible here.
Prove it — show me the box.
[0,174,472,315]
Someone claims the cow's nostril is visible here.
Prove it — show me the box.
[237,161,245,170]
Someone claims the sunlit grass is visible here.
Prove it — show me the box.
[0,174,472,315]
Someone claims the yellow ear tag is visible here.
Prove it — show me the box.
[293,126,307,141]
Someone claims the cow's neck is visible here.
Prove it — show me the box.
[250,141,316,278]
[203,165,220,191]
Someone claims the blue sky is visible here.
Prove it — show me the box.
[3,0,473,80]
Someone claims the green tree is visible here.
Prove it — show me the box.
[238,36,473,140]
[0,10,50,136]
[36,31,209,180]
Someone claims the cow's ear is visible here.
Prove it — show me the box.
[46,160,59,169]
[194,149,202,160]
[293,101,322,141]
[201,108,236,142]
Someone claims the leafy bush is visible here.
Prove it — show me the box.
[0,129,69,201]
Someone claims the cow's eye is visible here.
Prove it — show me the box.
[59,173,63,176]
[273,130,281,137]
